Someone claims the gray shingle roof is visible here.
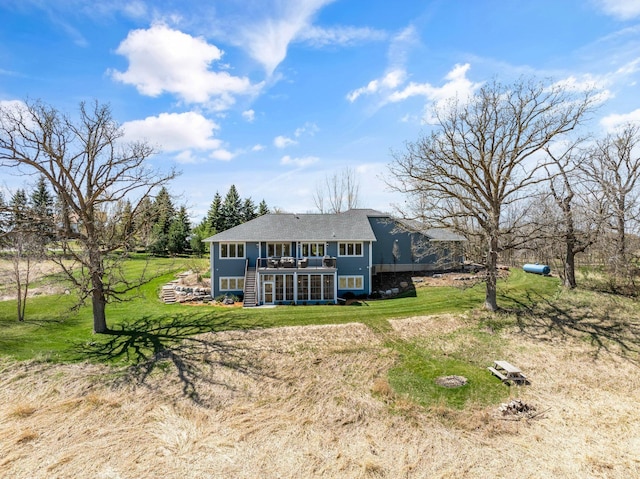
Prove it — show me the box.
[396,218,467,241]
[203,209,466,243]
[203,209,379,242]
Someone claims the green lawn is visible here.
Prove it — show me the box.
[0,259,559,364]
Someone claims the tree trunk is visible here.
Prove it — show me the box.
[92,280,108,333]
[12,238,28,322]
[484,237,499,311]
[563,244,577,289]
[616,211,626,276]
[90,247,108,334]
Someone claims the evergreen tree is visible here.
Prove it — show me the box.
[205,192,223,233]
[149,187,176,254]
[116,199,135,250]
[258,199,269,216]
[153,186,175,235]
[29,176,55,242]
[135,196,155,249]
[189,223,209,257]
[167,206,190,255]
[9,189,29,229]
[221,184,242,231]
[241,197,257,223]
[148,223,168,256]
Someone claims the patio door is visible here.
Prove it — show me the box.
[263,281,275,304]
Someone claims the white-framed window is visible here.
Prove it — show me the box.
[267,242,291,257]
[301,242,325,257]
[296,273,335,301]
[220,242,245,259]
[220,277,245,291]
[338,242,363,257]
[338,275,364,290]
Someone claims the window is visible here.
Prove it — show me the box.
[220,243,245,259]
[267,242,291,257]
[338,275,364,290]
[301,242,325,257]
[297,273,334,301]
[275,274,294,301]
[220,277,245,291]
[338,242,363,257]
[324,275,334,300]
[310,274,322,300]
[297,275,308,301]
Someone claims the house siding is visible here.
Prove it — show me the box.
[204,210,463,306]
[369,217,462,273]
[211,242,249,298]
[333,242,371,296]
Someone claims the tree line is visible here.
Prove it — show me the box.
[2,77,639,330]
[389,77,640,310]
[0,99,269,330]
[0,174,267,322]
[0,182,268,257]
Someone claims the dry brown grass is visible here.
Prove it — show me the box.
[1,312,639,478]
[0,258,66,301]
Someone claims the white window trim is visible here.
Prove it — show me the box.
[301,242,326,257]
[267,242,291,257]
[338,242,364,257]
[220,276,245,291]
[338,275,364,290]
[219,242,246,259]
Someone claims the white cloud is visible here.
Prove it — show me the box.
[280,155,319,167]
[387,25,419,69]
[236,0,335,75]
[388,63,480,104]
[594,0,640,19]
[242,109,256,122]
[210,149,235,161]
[550,75,613,107]
[0,100,37,130]
[346,68,407,102]
[601,108,640,131]
[0,99,27,113]
[174,150,203,164]
[111,24,256,107]
[122,111,221,152]
[298,25,387,47]
[274,135,298,148]
[252,144,266,151]
[294,122,319,137]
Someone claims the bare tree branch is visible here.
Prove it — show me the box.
[0,99,178,333]
[388,77,599,310]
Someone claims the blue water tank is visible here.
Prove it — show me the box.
[523,263,551,275]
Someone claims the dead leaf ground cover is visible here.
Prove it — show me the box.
[1,287,639,478]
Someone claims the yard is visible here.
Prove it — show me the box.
[0,257,639,478]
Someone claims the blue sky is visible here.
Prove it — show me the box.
[1,0,640,220]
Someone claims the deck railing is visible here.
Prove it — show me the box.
[256,256,336,270]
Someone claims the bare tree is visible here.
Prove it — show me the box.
[0,100,177,333]
[541,143,602,288]
[580,123,640,277]
[313,167,360,213]
[388,78,598,311]
[8,230,40,322]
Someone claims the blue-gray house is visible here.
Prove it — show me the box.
[203,209,465,306]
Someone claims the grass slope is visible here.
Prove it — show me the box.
[0,263,557,362]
